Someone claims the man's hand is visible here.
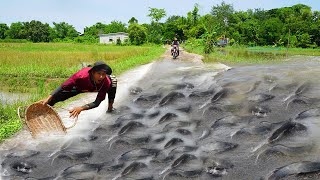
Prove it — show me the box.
[39,95,53,105]
[69,106,84,118]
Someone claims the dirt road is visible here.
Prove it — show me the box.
[161,45,204,64]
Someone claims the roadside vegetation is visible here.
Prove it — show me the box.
[184,39,320,65]
[0,3,319,48]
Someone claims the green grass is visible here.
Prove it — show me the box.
[184,43,320,65]
[0,43,163,78]
[0,104,23,140]
[0,43,165,141]
[247,46,320,56]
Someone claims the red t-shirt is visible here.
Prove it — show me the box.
[61,67,111,102]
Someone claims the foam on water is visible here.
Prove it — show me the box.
[0,63,156,158]
[5,57,320,179]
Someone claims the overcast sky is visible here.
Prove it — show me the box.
[1,0,319,33]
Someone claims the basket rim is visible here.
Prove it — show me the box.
[24,102,67,137]
[26,102,61,117]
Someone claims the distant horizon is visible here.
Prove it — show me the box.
[1,0,319,33]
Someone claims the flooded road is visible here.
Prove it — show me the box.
[1,56,320,180]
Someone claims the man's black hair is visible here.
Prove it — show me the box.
[89,61,112,75]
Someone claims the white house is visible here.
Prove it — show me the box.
[99,32,128,44]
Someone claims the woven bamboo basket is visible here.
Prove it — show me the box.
[18,102,77,138]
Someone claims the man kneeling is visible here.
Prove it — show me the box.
[41,61,117,118]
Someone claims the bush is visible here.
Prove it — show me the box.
[201,32,216,54]
[122,38,129,46]
[52,38,75,43]
[74,36,99,44]
[0,39,30,43]
[116,38,122,46]
[0,104,22,141]
[128,23,147,45]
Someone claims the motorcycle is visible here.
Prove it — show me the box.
[171,45,179,59]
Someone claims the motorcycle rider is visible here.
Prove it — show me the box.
[171,37,180,56]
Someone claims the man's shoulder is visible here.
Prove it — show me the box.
[80,67,91,72]
[74,67,91,79]
[78,67,91,74]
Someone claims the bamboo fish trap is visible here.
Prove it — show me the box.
[18,102,77,138]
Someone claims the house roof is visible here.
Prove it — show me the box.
[99,32,128,37]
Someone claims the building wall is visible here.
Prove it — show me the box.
[99,34,128,44]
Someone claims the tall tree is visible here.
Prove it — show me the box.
[105,21,127,33]
[191,3,200,25]
[128,23,146,45]
[84,22,107,37]
[128,17,138,24]
[144,22,164,44]
[310,11,320,46]
[51,22,79,40]
[211,1,234,30]
[0,24,9,39]
[84,21,127,37]
[163,15,185,41]
[24,20,51,42]
[146,7,166,44]
[260,17,284,46]
[148,7,166,23]
[183,4,205,39]
[6,22,27,39]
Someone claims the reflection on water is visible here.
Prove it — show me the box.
[0,91,30,105]
[2,57,320,179]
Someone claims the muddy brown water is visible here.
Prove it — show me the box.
[1,54,320,180]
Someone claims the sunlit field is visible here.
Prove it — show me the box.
[184,43,320,65]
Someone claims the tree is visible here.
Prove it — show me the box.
[146,7,166,44]
[200,14,220,52]
[200,14,219,37]
[128,17,138,24]
[51,22,79,40]
[211,1,234,30]
[184,25,205,39]
[310,11,320,46]
[260,18,284,46]
[148,7,166,22]
[191,3,200,25]
[238,18,260,45]
[163,15,185,42]
[24,20,51,42]
[84,22,107,37]
[105,21,127,33]
[128,23,146,45]
[0,24,9,39]
[84,21,127,37]
[6,22,27,39]
[144,22,164,44]
[299,33,311,48]
[181,4,204,39]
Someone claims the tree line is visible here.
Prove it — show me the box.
[0,2,319,49]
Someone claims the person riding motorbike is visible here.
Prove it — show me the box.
[171,38,180,56]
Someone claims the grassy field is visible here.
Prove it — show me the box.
[184,44,320,65]
[0,43,165,141]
